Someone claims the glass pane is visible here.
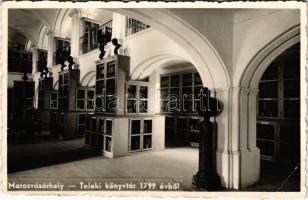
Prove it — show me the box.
[160,89,169,99]
[182,87,193,98]
[194,73,202,86]
[106,120,112,136]
[78,90,85,99]
[144,120,152,133]
[183,100,193,113]
[106,79,115,95]
[127,85,137,98]
[182,74,192,86]
[169,96,180,112]
[87,90,95,99]
[51,92,58,101]
[139,100,148,113]
[170,88,180,97]
[96,81,105,95]
[161,100,169,112]
[98,119,104,134]
[261,63,278,81]
[139,86,148,99]
[284,100,300,118]
[94,95,104,111]
[258,100,278,118]
[284,80,300,98]
[131,136,141,151]
[160,76,169,88]
[194,86,203,99]
[106,96,116,113]
[105,136,112,152]
[259,82,278,98]
[143,135,152,149]
[87,100,94,109]
[97,64,104,79]
[107,61,116,78]
[170,75,180,87]
[131,120,141,135]
[77,100,85,109]
[127,100,137,113]
[257,124,275,140]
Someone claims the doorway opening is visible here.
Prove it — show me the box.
[256,43,300,191]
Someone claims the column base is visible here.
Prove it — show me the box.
[216,147,260,189]
[192,171,222,191]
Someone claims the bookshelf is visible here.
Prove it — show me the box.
[257,44,300,162]
[160,71,203,148]
[57,69,94,138]
[95,55,130,115]
[85,55,164,158]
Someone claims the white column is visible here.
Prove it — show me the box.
[215,87,260,189]
[111,13,127,41]
[46,30,55,68]
[69,9,82,58]
[31,45,38,75]
[31,45,39,109]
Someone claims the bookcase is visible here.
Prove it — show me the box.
[11,80,35,122]
[57,69,95,139]
[85,55,165,158]
[257,44,300,162]
[38,77,58,136]
[165,116,202,147]
[160,71,203,148]
[85,115,164,158]
[95,55,129,115]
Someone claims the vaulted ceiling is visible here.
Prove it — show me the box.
[8,8,113,50]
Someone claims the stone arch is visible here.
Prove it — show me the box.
[240,25,300,89]
[130,54,190,80]
[80,71,96,87]
[111,9,230,90]
[230,24,301,189]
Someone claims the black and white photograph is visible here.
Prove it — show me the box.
[1,1,307,197]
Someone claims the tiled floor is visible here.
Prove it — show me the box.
[8,138,198,190]
[8,138,300,191]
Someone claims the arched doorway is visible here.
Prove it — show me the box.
[256,43,300,191]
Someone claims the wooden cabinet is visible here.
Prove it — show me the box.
[85,55,164,158]
[165,116,202,148]
[11,81,35,122]
[57,69,94,139]
[95,55,130,115]
[85,115,164,158]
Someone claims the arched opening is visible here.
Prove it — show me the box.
[255,43,300,191]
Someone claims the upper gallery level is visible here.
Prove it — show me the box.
[8,8,300,90]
